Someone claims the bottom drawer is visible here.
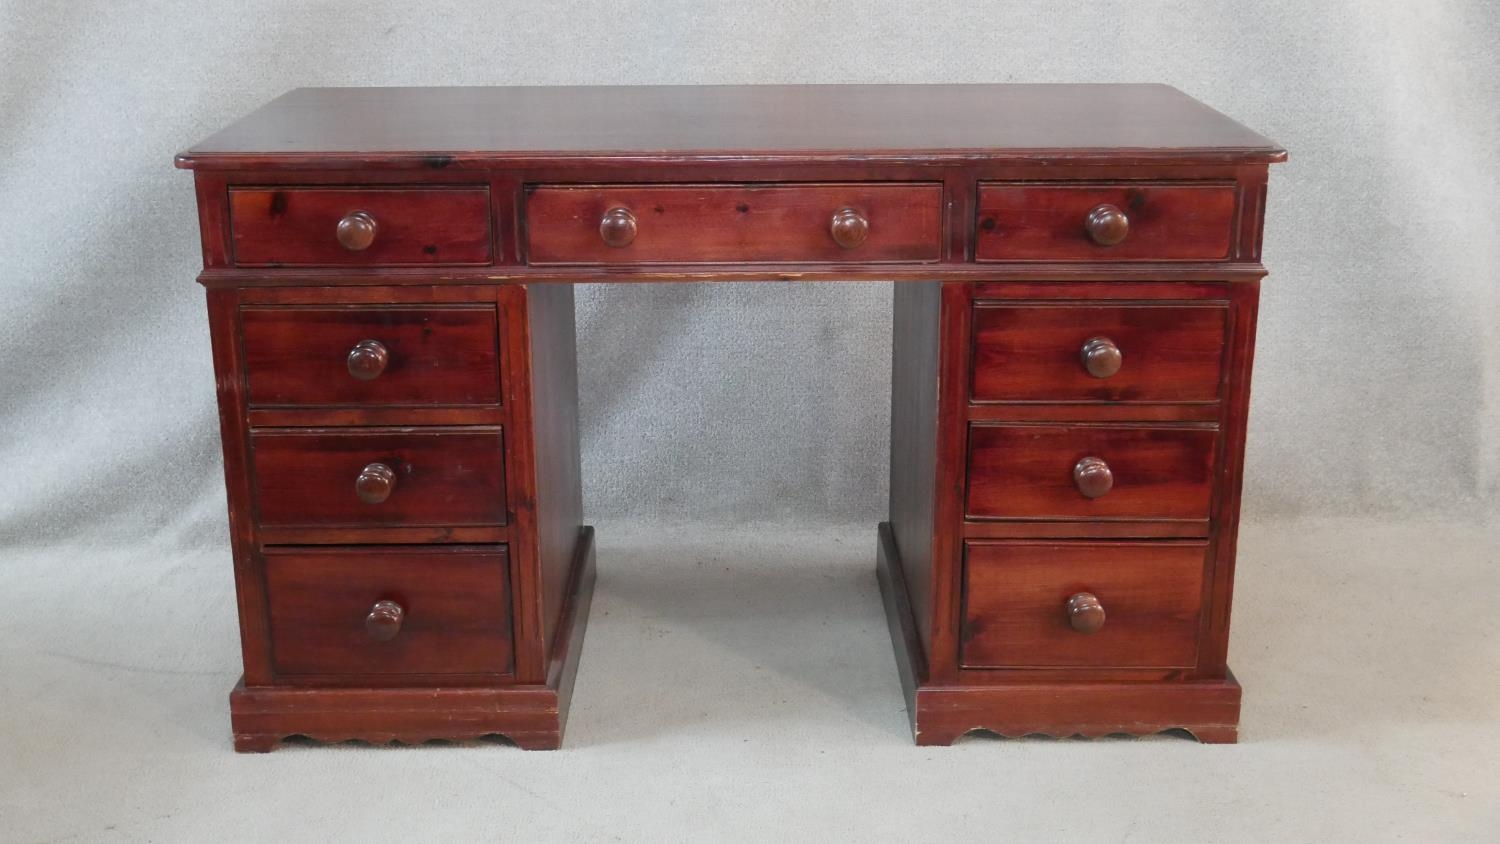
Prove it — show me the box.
[264,545,513,678]
[961,540,1206,669]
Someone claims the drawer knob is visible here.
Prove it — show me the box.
[346,339,390,381]
[1085,204,1129,246]
[336,210,379,251]
[599,207,637,248]
[829,207,869,249]
[1073,456,1114,498]
[355,462,397,504]
[365,599,405,642]
[1066,592,1106,633]
[1079,336,1123,378]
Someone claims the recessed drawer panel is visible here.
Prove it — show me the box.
[967,424,1217,521]
[229,187,493,266]
[975,183,1237,261]
[526,183,943,264]
[265,545,514,677]
[971,303,1227,403]
[961,540,1206,669]
[250,428,507,529]
[241,305,501,408]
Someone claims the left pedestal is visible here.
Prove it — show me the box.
[205,283,588,752]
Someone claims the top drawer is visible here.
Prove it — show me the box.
[975,183,1237,261]
[229,188,493,266]
[526,183,943,265]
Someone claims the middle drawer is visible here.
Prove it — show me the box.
[250,428,507,530]
[967,423,1217,521]
[525,183,944,264]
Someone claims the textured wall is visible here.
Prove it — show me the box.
[1,1,1496,547]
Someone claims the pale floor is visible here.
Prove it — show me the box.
[2,517,1496,842]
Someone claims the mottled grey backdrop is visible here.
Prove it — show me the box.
[1,0,1496,548]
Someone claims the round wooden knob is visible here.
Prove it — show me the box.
[829,207,869,249]
[599,207,637,248]
[1073,456,1114,499]
[355,462,396,504]
[1079,336,1122,378]
[1066,592,1106,634]
[365,599,405,642]
[1085,204,1129,246]
[336,211,378,251]
[346,339,390,381]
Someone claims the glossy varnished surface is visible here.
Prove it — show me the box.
[177,84,1285,169]
[961,540,1207,669]
[263,545,514,678]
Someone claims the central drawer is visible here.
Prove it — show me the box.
[525,183,943,264]
[264,545,514,677]
[250,428,507,529]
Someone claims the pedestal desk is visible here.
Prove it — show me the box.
[176,84,1284,750]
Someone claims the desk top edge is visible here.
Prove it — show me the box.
[177,84,1286,170]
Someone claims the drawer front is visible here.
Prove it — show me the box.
[229,188,492,266]
[967,424,1217,521]
[242,305,501,407]
[265,546,513,676]
[961,540,1206,669]
[975,183,1237,261]
[971,303,1227,403]
[251,428,507,529]
[526,183,943,264]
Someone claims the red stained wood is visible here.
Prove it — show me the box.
[181,85,1283,750]
[229,188,493,266]
[975,183,1238,261]
[176,85,1284,169]
[966,423,1217,521]
[970,303,1227,403]
[960,540,1206,669]
[526,183,942,265]
[264,545,514,677]
[241,305,501,407]
[250,427,507,529]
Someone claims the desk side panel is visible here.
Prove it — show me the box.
[889,281,942,660]
[525,284,586,660]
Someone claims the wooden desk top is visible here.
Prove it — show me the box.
[177,84,1284,170]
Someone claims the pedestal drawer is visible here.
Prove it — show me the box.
[229,187,493,266]
[264,545,514,677]
[966,424,1216,521]
[970,303,1227,403]
[242,305,501,407]
[961,540,1206,669]
[975,183,1237,261]
[250,428,507,529]
[526,183,943,264]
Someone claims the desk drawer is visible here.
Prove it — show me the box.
[229,188,492,266]
[966,424,1216,521]
[961,540,1205,669]
[526,183,943,264]
[251,428,507,529]
[975,183,1236,261]
[265,545,514,677]
[242,305,501,408]
[971,303,1227,403]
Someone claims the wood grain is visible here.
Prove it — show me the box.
[263,545,514,677]
[250,427,507,530]
[526,183,942,264]
[229,188,492,265]
[976,183,1237,261]
[241,304,501,407]
[961,540,1206,669]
